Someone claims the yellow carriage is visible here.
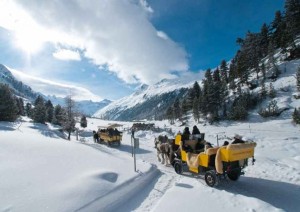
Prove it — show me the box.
[97,124,123,147]
[173,134,256,187]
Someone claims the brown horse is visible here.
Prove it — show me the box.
[154,135,173,165]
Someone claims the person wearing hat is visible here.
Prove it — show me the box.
[232,134,245,144]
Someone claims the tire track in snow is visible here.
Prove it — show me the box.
[134,170,180,212]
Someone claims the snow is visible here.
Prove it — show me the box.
[1,113,300,211]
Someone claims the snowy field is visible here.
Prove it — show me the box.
[1,113,300,212]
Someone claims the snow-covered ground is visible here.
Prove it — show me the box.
[1,113,300,211]
[1,59,300,211]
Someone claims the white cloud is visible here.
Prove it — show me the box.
[8,67,102,101]
[53,49,81,61]
[157,31,170,40]
[0,0,188,85]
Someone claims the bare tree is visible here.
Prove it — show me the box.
[62,95,77,140]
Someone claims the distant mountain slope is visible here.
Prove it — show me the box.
[48,95,111,116]
[94,73,205,120]
[0,64,111,116]
[0,64,40,100]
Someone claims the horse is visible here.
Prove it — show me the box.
[154,135,173,165]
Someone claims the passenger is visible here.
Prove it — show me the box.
[114,128,120,136]
[108,128,114,136]
[93,131,99,143]
[232,134,245,144]
[182,127,192,152]
[192,125,201,141]
[192,125,201,135]
[204,141,213,151]
[182,127,190,141]
[222,141,229,146]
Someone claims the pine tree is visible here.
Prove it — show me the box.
[220,60,228,84]
[229,96,248,120]
[0,84,18,121]
[16,97,25,116]
[284,0,300,44]
[80,115,87,128]
[166,106,175,124]
[32,96,46,124]
[293,108,300,124]
[260,63,267,81]
[260,23,270,57]
[260,80,267,100]
[173,98,182,121]
[52,105,65,126]
[25,103,33,118]
[271,11,287,48]
[45,100,54,123]
[228,59,236,84]
[193,81,201,99]
[192,97,200,122]
[269,83,277,98]
[296,66,300,91]
[181,98,189,119]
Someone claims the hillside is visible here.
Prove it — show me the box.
[94,72,205,120]
[0,64,40,100]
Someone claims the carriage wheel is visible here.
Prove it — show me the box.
[205,170,219,187]
[174,161,183,174]
[227,167,241,181]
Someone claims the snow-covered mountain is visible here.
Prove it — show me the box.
[0,64,111,116]
[47,95,112,116]
[0,64,41,100]
[93,72,205,120]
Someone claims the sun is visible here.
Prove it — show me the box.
[14,31,44,54]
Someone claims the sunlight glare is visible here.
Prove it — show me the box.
[15,31,44,54]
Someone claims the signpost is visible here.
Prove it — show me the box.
[130,127,139,172]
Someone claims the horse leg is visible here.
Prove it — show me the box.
[161,152,165,164]
[157,151,162,162]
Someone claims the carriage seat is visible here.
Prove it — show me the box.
[205,147,219,155]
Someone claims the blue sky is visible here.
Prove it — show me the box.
[0,0,284,101]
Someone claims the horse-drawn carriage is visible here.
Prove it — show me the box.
[172,134,257,187]
[97,124,123,147]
